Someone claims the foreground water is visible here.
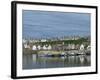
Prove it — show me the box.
[23,54,91,69]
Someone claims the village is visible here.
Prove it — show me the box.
[23,36,91,57]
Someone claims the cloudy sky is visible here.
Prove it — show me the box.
[22,10,90,39]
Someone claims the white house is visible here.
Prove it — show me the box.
[87,45,91,50]
[24,44,28,48]
[37,45,41,50]
[41,39,47,42]
[43,45,47,50]
[71,44,75,49]
[24,44,30,49]
[47,45,52,50]
[32,45,37,50]
[80,44,84,50]
[68,44,71,49]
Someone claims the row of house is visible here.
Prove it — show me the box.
[23,43,90,51]
[32,45,52,50]
[22,35,89,44]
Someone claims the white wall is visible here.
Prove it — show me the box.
[0,0,99,80]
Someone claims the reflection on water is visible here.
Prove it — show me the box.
[23,54,91,69]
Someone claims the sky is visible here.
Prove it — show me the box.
[22,10,90,39]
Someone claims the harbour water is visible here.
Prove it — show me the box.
[23,53,91,69]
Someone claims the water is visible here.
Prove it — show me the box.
[23,54,91,69]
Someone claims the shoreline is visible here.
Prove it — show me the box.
[23,49,90,57]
